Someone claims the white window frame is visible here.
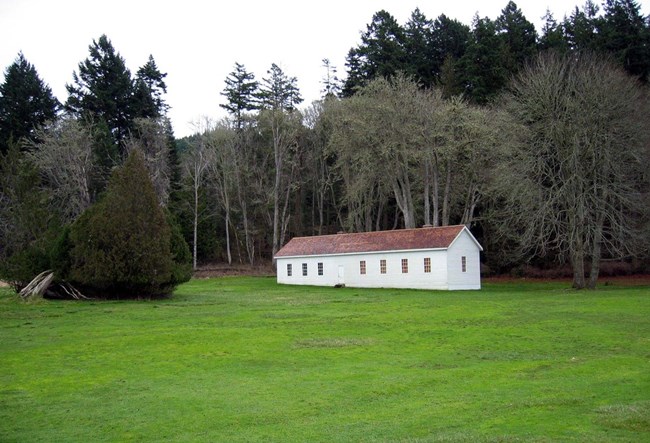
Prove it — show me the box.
[424,257,431,273]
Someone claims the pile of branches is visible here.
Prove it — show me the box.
[18,270,89,301]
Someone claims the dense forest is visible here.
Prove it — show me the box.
[1,0,649,293]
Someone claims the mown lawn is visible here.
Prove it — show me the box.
[1,277,649,442]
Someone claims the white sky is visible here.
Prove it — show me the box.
[1,0,648,137]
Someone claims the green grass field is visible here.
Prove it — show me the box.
[1,277,649,442]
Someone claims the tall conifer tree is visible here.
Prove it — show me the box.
[133,55,169,119]
[0,53,58,154]
[460,16,509,104]
[496,1,538,71]
[430,14,471,79]
[601,0,650,80]
[65,35,135,147]
[539,10,568,52]
[342,10,406,95]
[403,8,436,86]
[220,62,259,129]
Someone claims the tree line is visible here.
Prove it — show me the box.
[343,0,650,101]
[0,0,649,293]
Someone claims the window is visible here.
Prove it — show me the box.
[360,260,366,275]
[287,263,292,277]
[318,262,323,276]
[302,263,308,276]
[380,259,386,274]
[424,257,431,273]
[401,258,408,274]
[461,256,467,273]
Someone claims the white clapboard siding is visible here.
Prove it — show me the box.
[275,226,482,291]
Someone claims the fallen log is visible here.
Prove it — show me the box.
[56,282,89,300]
[18,271,89,300]
[19,270,54,301]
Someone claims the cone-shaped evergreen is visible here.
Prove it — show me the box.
[66,149,186,297]
[0,53,59,154]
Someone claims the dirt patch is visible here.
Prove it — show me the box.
[193,264,274,279]
[596,274,650,286]
[484,274,650,286]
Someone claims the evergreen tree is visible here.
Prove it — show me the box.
[403,8,436,86]
[162,117,183,207]
[0,53,58,154]
[495,1,538,71]
[133,55,169,118]
[342,10,406,95]
[460,16,509,104]
[64,150,190,297]
[430,14,471,79]
[563,1,602,52]
[220,62,259,129]
[88,118,120,196]
[320,58,342,98]
[539,10,569,52]
[601,0,650,80]
[342,48,366,97]
[258,63,302,112]
[65,35,135,148]
[0,142,59,287]
[439,55,464,98]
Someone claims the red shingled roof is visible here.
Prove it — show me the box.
[275,225,470,258]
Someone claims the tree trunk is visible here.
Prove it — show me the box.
[192,182,199,270]
[272,129,282,260]
[432,154,440,227]
[461,182,479,226]
[224,208,232,265]
[587,212,605,289]
[375,197,384,232]
[442,160,452,226]
[279,165,294,250]
[234,169,254,265]
[571,235,586,289]
[423,156,431,225]
[392,168,415,229]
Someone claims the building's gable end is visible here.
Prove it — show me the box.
[447,226,483,252]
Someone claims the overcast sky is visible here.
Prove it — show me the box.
[2,0,648,137]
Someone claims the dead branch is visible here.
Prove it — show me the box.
[19,270,54,300]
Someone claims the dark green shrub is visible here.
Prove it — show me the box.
[64,150,188,297]
[0,143,61,290]
[166,209,192,286]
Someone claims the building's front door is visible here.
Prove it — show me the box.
[337,266,345,285]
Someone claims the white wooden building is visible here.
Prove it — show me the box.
[274,225,482,290]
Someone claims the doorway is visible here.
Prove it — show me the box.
[337,265,345,285]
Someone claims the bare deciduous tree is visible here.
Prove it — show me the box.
[328,74,498,231]
[123,118,171,205]
[205,124,237,265]
[494,52,650,289]
[27,118,94,223]
[181,118,212,270]
[258,64,303,258]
